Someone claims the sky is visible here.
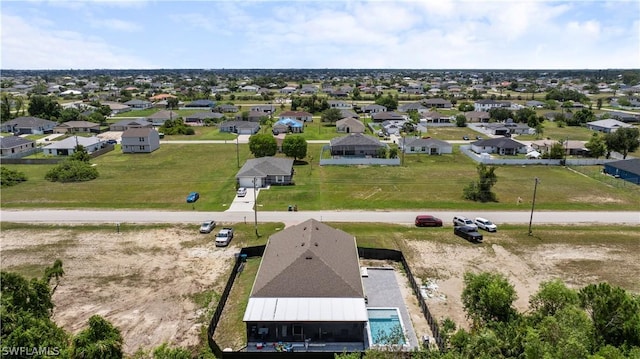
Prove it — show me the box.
[1,0,639,70]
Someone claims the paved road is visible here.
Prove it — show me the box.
[1,209,637,228]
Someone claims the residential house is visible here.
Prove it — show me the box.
[241,85,260,92]
[531,140,587,156]
[422,111,452,124]
[102,101,132,115]
[0,136,36,157]
[526,100,545,108]
[185,99,216,108]
[243,219,367,349]
[381,120,408,135]
[361,104,387,114]
[109,119,152,131]
[336,118,365,134]
[340,109,360,119]
[54,121,101,134]
[147,110,179,126]
[328,100,353,110]
[1,116,56,135]
[401,137,452,155]
[422,98,453,109]
[251,105,276,114]
[216,104,239,113]
[219,120,260,135]
[603,159,640,185]
[330,133,387,157]
[121,127,160,153]
[398,103,428,114]
[586,119,633,133]
[236,110,267,122]
[149,93,177,102]
[278,111,313,123]
[184,112,224,126]
[123,99,153,109]
[300,85,319,94]
[474,99,510,112]
[602,111,640,123]
[371,111,405,122]
[236,157,294,188]
[279,86,297,94]
[272,118,304,134]
[464,111,491,123]
[470,137,527,156]
[43,136,105,156]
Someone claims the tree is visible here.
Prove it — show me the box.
[166,97,179,110]
[72,315,123,359]
[579,283,640,348]
[534,123,544,139]
[248,133,277,157]
[1,93,13,120]
[455,114,467,127]
[375,93,398,110]
[351,86,361,100]
[488,107,513,122]
[389,147,398,159]
[28,95,62,121]
[458,102,474,112]
[153,343,191,359]
[461,271,518,327]
[45,159,99,182]
[604,127,640,159]
[529,279,579,318]
[515,108,537,124]
[463,163,498,202]
[159,119,194,135]
[568,108,595,126]
[282,135,307,161]
[585,133,607,158]
[597,98,603,110]
[1,166,27,187]
[543,142,566,159]
[321,108,342,123]
[44,259,65,294]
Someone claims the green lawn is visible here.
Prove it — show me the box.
[2,143,638,211]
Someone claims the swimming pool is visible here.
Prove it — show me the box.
[367,308,406,346]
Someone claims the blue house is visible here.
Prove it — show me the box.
[603,159,640,185]
[272,118,304,135]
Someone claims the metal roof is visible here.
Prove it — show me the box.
[243,297,368,322]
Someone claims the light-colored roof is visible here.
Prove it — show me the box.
[330,133,385,147]
[43,136,103,149]
[243,297,368,322]
[237,157,293,178]
[587,119,633,129]
[122,127,157,137]
[56,121,100,128]
[147,110,179,120]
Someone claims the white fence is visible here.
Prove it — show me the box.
[459,145,615,166]
[320,157,401,166]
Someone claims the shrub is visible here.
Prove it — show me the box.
[45,160,99,182]
[0,166,27,187]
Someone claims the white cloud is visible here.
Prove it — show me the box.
[0,13,155,69]
[90,18,142,32]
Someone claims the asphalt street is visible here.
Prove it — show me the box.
[1,209,638,228]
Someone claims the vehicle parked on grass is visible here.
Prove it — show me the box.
[453,216,477,230]
[415,215,443,227]
[199,220,216,233]
[215,227,234,247]
[475,217,497,232]
[186,192,200,203]
[454,225,483,243]
[236,187,247,197]
[462,135,470,140]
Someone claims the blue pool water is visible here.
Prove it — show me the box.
[367,308,406,345]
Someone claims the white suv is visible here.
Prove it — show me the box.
[453,216,477,230]
[475,217,498,232]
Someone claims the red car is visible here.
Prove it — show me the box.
[415,215,443,227]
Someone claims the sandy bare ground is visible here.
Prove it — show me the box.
[0,226,236,354]
[2,226,639,355]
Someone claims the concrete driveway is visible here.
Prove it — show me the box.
[226,187,259,211]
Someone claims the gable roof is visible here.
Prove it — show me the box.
[112,119,151,127]
[279,110,312,117]
[237,157,293,178]
[250,219,364,298]
[404,137,451,148]
[122,127,157,137]
[274,118,303,127]
[336,118,364,127]
[185,111,224,120]
[43,136,103,149]
[472,137,525,149]
[587,119,633,129]
[57,121,100,128]
[330,133,385,147]
[3,116,56,128]
[147,110,179,120]
[220,120,260,129]
[0,136,35,149]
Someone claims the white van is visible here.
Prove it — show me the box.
[453,216,477,230]
[475,217,498,232]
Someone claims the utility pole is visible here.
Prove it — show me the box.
[528,177,540,236]
[236,136,240,168]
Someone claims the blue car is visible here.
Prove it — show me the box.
[186,192,200,203]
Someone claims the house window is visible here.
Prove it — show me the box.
[139,146,146,150]
[410,147,415,152]
[139,137,145,142]
[421,147,426,152]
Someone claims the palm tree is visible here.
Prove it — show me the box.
[72,315,123,359]
[44,259,65,294]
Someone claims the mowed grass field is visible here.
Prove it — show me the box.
[1,142,639,210]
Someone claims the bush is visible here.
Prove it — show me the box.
[45,160,99,182]
[0,166,27,187]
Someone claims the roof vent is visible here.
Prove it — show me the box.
[314,242,319,247]
[301,242,305,246]
[305,256,312,260]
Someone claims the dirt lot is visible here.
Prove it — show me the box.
[1,226,639,355]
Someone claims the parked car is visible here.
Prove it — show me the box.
[454,225,484,243]
[215,227,234,247]
[186,192,200,203]
[453,216,477,230]
[236,187,247,197]
[415,215,443,227]
[462,136,470,140]
[475,217,497,232]
[106,139,117,145]
[199,220,216,233]
[475,135,482,140]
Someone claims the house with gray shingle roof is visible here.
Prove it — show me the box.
[1,116,57,135]
[330,133,387,157]
[236,157,294,188]
[123,99,152,109]
[109,119,152,132]
[54,121,101,134]
[243,219,367,346]
[184,111,224,125]
[401,137,452,155]
[336,118,365,134]
[121,127,160,153]
[219,120,260,135]
[586,119,633,133]
[216,104,238,113]
[0,136,36,157]
[147,110,179,126]
[470,137,527,155]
